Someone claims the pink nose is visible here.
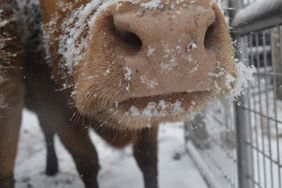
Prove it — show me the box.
[85,1,234,102]
[113,5,218,98]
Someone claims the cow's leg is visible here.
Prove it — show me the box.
[37,116,59,176]
[56,121,100,188]
[0,102,23,188]
[0,79,24,188]
[0,0,24,187]
[133,127,159,188]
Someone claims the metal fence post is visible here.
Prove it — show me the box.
[230,1,253,187]
[235,98,253,188]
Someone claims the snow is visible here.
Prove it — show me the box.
[124,67,132,82]
[159,42,180,72]
[147,47,156,57]
[15,110,208,188]
[186,41,198,52]
[124,66,132,91]
[228,60,256,98]
[141,0,161,9]
[57,0,106,73]
[126,100,184,119]
[140,75,159,89]
[209,59,256,99]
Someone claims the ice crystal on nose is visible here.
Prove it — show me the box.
[160,42,179,72]
[126,100,185,118]
[141,0,161,9]
[140,75,159,89]
[129,106,141,116]
[124,66,132,81]
[124,66,132,91]
[147,47,156,57]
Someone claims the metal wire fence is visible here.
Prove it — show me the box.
[185,1,282,188]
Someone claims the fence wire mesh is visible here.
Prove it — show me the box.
[239,25,282,188]
[185,102,238,188]
[185,0,282,188]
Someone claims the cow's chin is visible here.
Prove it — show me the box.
[76,91,211,130]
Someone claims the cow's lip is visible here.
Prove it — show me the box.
[117,91,210,112]
[76,91,211,123]
[78,91,211,129]
[106,91,212,128]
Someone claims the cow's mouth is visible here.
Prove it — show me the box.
[119,91,210,109]
[79,90,213,129]
[116,91,211,120]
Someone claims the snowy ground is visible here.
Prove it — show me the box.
[14,110,208,188]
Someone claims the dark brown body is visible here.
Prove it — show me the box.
[24,47,159,188]
[22,6,159,186]
[0,0,24,187]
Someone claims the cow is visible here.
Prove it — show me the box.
[0,0,236,188]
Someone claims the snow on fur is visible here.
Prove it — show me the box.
[230,60,256,97]
[0,1,21,108]
[17,0,256,116]
[49,0,217,74]
[17,0,223,75]
[141,0,161,9]
[57,0,106,73]
[126,100,185,119]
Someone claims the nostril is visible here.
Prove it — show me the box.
[112,14,143,51]
[204,22,216,50]
[116,30,143,50]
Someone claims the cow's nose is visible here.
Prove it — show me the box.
[112,2,217,54]
[111,5,224,98]
[88,2,234,99]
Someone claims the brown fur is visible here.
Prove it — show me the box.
[0,0,24,187]
[0,0,235,188]
[42,0,235,129]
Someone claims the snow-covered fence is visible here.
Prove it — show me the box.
[185,1,282,188]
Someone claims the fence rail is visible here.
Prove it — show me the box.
[185,1,282,188]
[232,0,282,35]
